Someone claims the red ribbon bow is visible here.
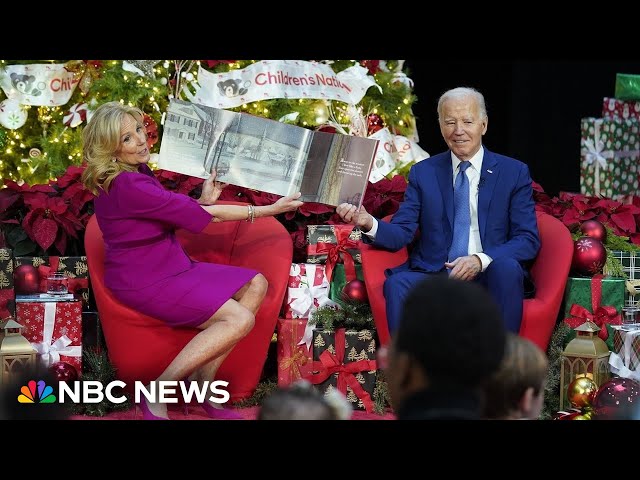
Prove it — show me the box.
[311,227,359,282]
[37,257,89,295]
[307,328,377,413]
[565,274,622,341]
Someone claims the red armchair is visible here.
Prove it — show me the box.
[84,201,293,401]
[360,211,573,351]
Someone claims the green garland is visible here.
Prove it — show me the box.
[66,347,131,417]
[309,300,375,332]
[540,322,571,420]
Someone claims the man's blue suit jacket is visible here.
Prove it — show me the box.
[373,148,541,274]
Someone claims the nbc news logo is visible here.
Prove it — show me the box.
[17,380,56,404]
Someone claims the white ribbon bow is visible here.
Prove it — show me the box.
[31,302,81,368]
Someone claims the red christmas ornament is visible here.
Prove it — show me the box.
[143,113,159,149]
[367,114,384,136]
[571,236,606,276]
[13,264,40,294]
[580,219,607,243]
[592,377,640,419]
[342,279,368,303]
[49,361,78,383]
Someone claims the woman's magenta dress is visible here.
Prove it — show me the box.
[93,165,258,328]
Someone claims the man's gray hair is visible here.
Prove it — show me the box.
[437,87,487,121]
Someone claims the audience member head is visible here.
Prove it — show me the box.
[258,380,352,420]
[388,277,506,411]
[482,332,548,419]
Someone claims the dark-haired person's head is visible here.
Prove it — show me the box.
[388,277,506,418]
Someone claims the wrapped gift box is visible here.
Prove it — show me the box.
[579,117,640,199]
[283,263,332,319]
[611,327,640,373]
[328,263,365,303]
[0,248,14,319]
[609,250,640,304]
[306,224,362,267]
[309,327,377,412]
[276,318,314,387]
[563,275,624,350]
[14,256,90,309]
[602,97,640,121]
[615,73,640,101]
[15,299,83,374]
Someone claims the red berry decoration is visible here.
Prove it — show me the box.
[13,264,40,294]
[342,279,368,303]
[572,236,606,276]
[367,114,384,136]
[49,361,78,383]
[580,219,607,243]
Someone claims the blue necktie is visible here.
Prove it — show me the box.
[448,161,471,263]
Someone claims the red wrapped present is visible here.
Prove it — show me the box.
[284,263,333,319]
[602,97,640,121]
[16,300,83,374]
[0,248,14,319]
[277,318,314,387]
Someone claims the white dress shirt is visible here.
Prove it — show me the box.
[363,146,493,272]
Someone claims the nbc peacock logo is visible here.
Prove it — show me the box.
[17,380,57,404]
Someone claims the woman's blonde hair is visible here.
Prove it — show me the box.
[81,102,145,195]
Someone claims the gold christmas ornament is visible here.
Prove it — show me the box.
[559,321,611,410]
[567,375,598,409]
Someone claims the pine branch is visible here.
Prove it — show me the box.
[540,322,571,420]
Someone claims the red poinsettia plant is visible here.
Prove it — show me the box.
[532,181,640,244]
[0,165,94,256]
[1,161,410,260]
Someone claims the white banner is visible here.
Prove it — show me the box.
[0,63,79,106]
[368,128,429,183]
[185,60,381,108]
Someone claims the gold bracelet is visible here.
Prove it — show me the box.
[251,205,256,223]
[246,205,252,223]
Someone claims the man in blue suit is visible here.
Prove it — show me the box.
[337,87,540,334]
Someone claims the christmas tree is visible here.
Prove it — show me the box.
[0,60,419,185]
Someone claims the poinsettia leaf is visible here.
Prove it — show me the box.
[12,238,37,256]
[611,212,637,233]
[32,217,58,251]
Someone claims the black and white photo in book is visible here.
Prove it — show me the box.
[158,99,379,207]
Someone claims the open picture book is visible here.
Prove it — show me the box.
[157,99,379,207]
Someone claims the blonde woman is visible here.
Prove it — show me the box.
[82,102,302,419]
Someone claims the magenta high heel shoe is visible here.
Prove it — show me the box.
[139,396,169,420]
[201,401,244,420]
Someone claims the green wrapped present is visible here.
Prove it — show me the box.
[563,275,624,351]
[615,73,640,101]
[329,263,364,303]
[580,117,640,199]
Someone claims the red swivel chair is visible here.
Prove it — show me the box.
[84,201,293,401]
[360,211,573,351]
